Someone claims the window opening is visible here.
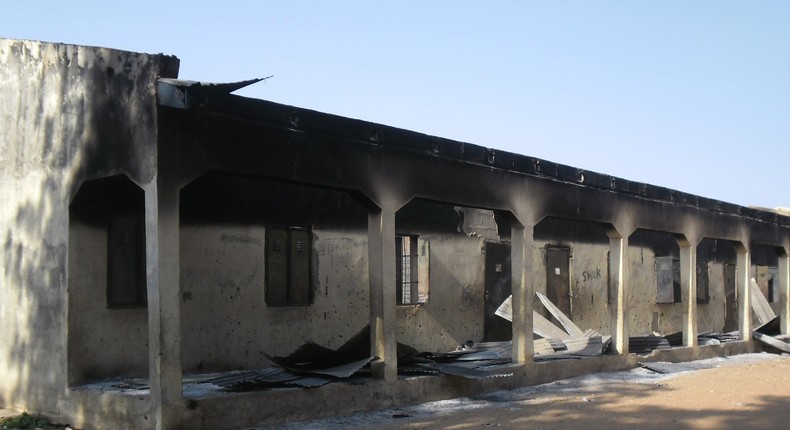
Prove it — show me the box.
[656,257,679,304]
[697,260,709,304]
[107,215,147,308]
[396,235,429,305]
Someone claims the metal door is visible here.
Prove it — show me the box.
[546,247,571,318]
[723,263,737,332]
[484,242,512,341]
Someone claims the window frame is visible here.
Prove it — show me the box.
[396,234,429,305]
[696,260,710,304]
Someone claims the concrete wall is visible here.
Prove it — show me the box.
[533,218,612,335]
[0,38,177,414]
[395,234,486,352]
[626,230,680,336]
[179,225,370,371]
[68,216,149,382]
[178,223,489,372]
[530,222,735,337]
[697,261,728,333]
[176,179,491,372]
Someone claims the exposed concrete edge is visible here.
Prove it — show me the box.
[59,341,761,429]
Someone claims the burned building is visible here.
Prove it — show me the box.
[1,38,789,430]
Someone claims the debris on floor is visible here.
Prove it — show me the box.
[495,293,610,359]
[207,325,515,392]
[749,278,790,353]
[638,360,720,375]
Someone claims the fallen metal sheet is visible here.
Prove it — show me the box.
[209,366,301,389]
[698,331,740,343]
[639,361,718,374]
[432,363,514,379]
[268,342,337,367]
[534,311,573,340]
[495,295,573,340]
[494,295,513,321]
[283,376,333,388]
[583,328,603,338]
[398,365,440,375]
[664,331,725,347]
[547,338,567,351]
[629,336,672,354]
[664,331,684,347]
[754,332,790,353]
[269,325,371,371]
[601,335,612,353]
[110,381,149,390]
[534,338,557,356]
[755,315,781,336]
[562,336,603,356]
[422,341,511,362]
[438,359,511,369]
[750,278,777,326]
[449,350,504,361]
[536,291,585,339]
[277,356,374,379]
[420,349,484,361]
[534,354,582,361]
[473,340,514,355]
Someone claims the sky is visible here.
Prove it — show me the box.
[2,1,788,209]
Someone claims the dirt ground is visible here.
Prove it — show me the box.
[277,352,790,430]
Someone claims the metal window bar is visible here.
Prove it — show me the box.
[396,235,419,304]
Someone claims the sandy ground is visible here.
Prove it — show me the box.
[273,352,790,430]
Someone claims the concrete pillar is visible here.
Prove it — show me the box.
[368,207,398,381]
[677,237,698,347]
[145,180,183,430]
[735,243,752,341]
[607,228,629,354]
[510,223,534,364]
[779,247,790,335]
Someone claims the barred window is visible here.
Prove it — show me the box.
[396,235,430,305]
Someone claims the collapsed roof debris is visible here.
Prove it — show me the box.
[207,326,514,392]
[749,279,790,353]
[112,280,786,394]
[639,360,722,375]
[751,277,777,327]
[495,293,611,358]
[496,291,750,356]
[628,336,672,354]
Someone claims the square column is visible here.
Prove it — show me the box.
[368,208,398,381]
[608,234,629,354]
[145,180,183,430]
[779,248,790,335]
[678,241,698,347]
[736,245,752,341]
[510,224,534,364]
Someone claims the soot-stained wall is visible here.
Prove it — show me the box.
[176,176,494,371]
[0,39,178,410]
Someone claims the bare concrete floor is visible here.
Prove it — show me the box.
[274,352,790,430]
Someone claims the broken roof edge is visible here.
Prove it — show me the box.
[157,78,269,110]
[156,80,789,229]
[157,77,267,93]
